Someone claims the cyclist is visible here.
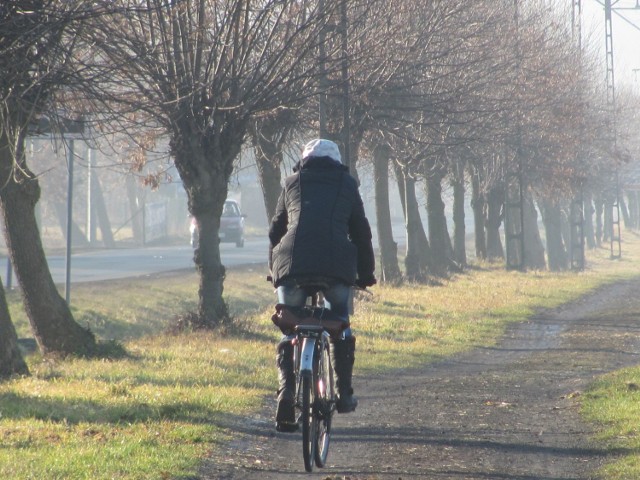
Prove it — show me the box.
[268,138,376,432]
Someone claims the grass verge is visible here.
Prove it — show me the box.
[579,287,640,480]
[1,240,640,479]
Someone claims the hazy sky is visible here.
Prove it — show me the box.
[581,0,640,87]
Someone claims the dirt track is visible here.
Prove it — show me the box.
[201,278,640,479]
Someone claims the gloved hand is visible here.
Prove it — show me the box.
[355,276,377,289]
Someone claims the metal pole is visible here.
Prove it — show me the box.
[572,0,582,50]
[318,0,328,137]
[5,258,12,290]
[86,147,93,243]
[340,0,351,171]
[65,139,74,304]
[571,0,586,271]
[604,0,622,259]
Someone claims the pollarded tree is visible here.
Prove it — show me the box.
[0,1,97,358]
[0,284,28,379]
[86,0,348,327]
[346,0,478,281]
[381,0,507,275]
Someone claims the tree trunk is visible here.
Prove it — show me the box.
[583,193,596,249]
[92,174,115,248]
[539,198,568,271]
[393,160,407,219]
[485,185,504,260]
[522,192,546,270]
[54,202,89,248]
[451,165,467,267]
[470,166,487,260]
[602,195,612,242]
[0,281,29,379]
[426,166,454,275]
[0,131,96,356]
[174,131,242,327]
[595,195,604,246]
[401,168,430,281]
[626,190,638,230]
[620,192,630,229]
[252,128,284,222]
[373,143,401,284]
[194,199,230,326]
[560,206,571,260]
[126,175,143,244]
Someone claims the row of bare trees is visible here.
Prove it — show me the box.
[1,1,639,378]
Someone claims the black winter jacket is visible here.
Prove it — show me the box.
[268,156,375,287]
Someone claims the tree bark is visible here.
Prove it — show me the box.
[451,164,467,267]
[595,195,604,246]
[373,143,401,284]
[426,165,454,276]
[583,193,596,249]
[485,185,504,260]
[194,200,229,326]
[251,120,285,222]
[92,174,115,248]
[620,192,630,229]
[393,160,407,218]
[522,192,546,270]
[602,195,612,242]
[400,168,431,281]
[0,131,96,356]
[54,202,89,248]
[0,281,29,379]
[470,165,487,260]
[173,121,243,327]
[626,190,638,230]
[539,198,568,271]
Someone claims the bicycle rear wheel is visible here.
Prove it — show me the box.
[301,372,316,472]
[314,339,334,467]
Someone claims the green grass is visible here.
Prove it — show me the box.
[579,278,640,480]
[1,240,640,479]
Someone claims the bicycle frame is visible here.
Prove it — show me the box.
[270,287,345,472]
[291,323,335,472]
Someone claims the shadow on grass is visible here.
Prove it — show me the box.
[19,338,132,360]
[0,390,224,425]
[77,309,168,341]
[166,310,276,344]
[91,339,132,359]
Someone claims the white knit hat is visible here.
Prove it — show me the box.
[302,139,342,164]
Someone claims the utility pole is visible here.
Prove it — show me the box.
[505,0,525,271]
[340,0,351,172]
[318,0,328,138]
[570,0,586,271]
[604,0,622,259]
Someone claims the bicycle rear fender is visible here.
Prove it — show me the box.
[299,337,316,374]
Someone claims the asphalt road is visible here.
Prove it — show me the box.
[0,237,270,286]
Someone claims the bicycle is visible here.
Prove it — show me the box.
[271,295,348,472]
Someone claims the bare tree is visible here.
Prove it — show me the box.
[86,0,348,326]
[0,1,97,357]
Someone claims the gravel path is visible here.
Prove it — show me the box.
[201,278,640,479]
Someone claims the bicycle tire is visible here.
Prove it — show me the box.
[314,338,333,467]
[301,372,316,472]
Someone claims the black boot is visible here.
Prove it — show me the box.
[275,338,298,432]
[331,336,358,413]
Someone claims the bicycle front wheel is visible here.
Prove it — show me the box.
[314,339,333,468]
[301,372,316,472]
